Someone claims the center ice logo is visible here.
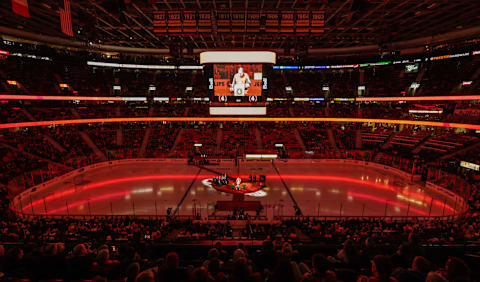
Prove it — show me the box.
[201,178,267,197]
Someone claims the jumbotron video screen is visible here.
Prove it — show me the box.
[213,64,263,97]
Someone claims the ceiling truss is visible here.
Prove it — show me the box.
[0,0,478,51]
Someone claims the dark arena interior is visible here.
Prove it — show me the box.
[0,0,480,281]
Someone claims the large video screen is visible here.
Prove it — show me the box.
[214,64,263,96]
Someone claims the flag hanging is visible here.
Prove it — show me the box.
[59,0,73,36]
[12,0,30,18]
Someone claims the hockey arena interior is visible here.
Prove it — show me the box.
[0,0,479,281]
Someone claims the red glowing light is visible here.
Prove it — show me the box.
[21,174,210,211]
[20,174,455,216]
[0,117,479,131]
[347,192,429,216]
[356,95,480,102]
[45,191,130,214]
[0,94,123,101]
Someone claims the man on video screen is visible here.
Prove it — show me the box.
[230,67,251,96]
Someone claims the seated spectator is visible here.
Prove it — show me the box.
[158,252,188,282]
[215,242,229,262]
[207,258,225,282]
[90,248,121,279]
[4,247,25,278]
[301,253,336,282]
[66,243,95,280]
[334,239,361,269]
[233,248,246,263]
[268,257,300,282]
[34,243,66,279]
[189,266,212,282]
[358,255,397,282]
[390,244,411,269]
[393,256,431,282]
[230,257,256,282]
[361,238,379,262]
[203,248,223,269]
[254,240,277,273]
[237,243,249,258]
[445,257,471,282]
[425,271,448,282]
[137,269,156,282]
[125,262,140,282]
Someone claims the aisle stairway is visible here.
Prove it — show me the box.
[412,134,433,154]
[294,128,307,152]
[169,128,185,156]
[116,129,123,146]
[381,131,398,149]
[138,106,155,157]
[0,142,70,169]
[327,129,338,151]
[168,107,190,157]
[355,130,363,149]
[70,108,106,161]
[440,141,480,160]
[20,108,66,153]
[138,128,152,158]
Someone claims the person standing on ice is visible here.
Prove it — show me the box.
[230,67,251,96]
[236,177,242,190]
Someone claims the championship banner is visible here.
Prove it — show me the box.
[280,11,294,33]
[265,11,279,33]
[311,10,325,33]
[197,10,212,33]
[12,0,30,18]
[231,11,245,33]
[59,0,73,37]
[295,11,310,34]
[246,12,260,33]
[182,11,197,34]
[216,11,231,33]
[153,10,325,35]
[153,11,167,33]
[167,11,182,34]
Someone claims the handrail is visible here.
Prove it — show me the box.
[1,117,480,130]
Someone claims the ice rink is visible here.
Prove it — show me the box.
[13,160,463,218]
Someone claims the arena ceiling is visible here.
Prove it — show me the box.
[1,0,480,51]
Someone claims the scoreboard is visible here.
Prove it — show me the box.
[201,51,275,115]
[153,10,324,35]
[213,64,264,97]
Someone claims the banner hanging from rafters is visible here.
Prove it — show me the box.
[153,10,325,35]
[59,0,73,37]
[12,0,30,18]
